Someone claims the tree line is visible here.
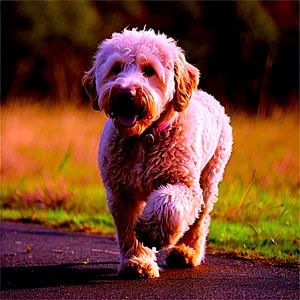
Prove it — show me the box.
[1,1,299,115]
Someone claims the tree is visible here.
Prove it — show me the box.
[9,1,101,102]
[236,0,279,117]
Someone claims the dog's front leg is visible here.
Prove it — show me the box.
[108,193,160,278]
[135,183,203,250]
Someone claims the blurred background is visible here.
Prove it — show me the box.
[1,0,299,114]
[1,1,299,261]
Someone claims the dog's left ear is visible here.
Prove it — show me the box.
[173,51,200,112]
[82,65,100,111]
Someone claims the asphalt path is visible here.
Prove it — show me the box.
[1,221,299,299]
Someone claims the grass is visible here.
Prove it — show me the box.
[1,208,114,234]
[1,102,299,264]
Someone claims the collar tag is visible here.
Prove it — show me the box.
[145,134,155,144]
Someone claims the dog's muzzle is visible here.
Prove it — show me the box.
[109,88,146,128]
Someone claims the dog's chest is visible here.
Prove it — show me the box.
[103,131,195,198]
[103,138,159,197]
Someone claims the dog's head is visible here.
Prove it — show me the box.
[83,28,199,138]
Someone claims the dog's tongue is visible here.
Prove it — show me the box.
[118,115,137,127]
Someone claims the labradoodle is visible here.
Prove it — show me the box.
[83,28,233,278]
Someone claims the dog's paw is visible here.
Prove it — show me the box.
[166,244,198,268]
[118,258,160,279]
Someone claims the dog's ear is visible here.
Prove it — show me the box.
[173,51,200,112]
[82,65,100,111]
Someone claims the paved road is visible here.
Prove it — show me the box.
[0,221,298,299]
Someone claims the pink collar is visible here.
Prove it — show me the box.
[140,111,178,144]
[157,111,178,132]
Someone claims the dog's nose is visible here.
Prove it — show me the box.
[118,89,135,102]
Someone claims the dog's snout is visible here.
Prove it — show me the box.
[118,89,135,102]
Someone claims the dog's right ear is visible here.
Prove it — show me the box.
[82,65,100,111]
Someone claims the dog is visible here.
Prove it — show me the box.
[83,28,233,278]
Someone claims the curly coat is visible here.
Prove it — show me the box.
[83,28,233,278]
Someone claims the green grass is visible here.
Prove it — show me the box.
[1,208,114,235]
[209,220,299,263]
[1,103,299,264]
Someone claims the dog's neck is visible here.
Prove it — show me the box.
[140,102,178,144]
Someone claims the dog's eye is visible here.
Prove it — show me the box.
[111,64,122,75]
[143,66,156,77]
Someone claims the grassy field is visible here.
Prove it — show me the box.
[1,102,299,264]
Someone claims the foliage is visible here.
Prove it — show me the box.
[2,1,298,111]
[236,1,279,44]
[17,1,100,48]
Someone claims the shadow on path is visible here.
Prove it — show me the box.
[1,262,120,290]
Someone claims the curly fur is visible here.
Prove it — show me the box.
[83,28,233,278]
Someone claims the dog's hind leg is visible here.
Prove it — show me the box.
[166,117,233,267]
[165,206,210,267]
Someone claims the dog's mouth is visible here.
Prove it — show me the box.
[118,114,137,127]
[111,106,146,128]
